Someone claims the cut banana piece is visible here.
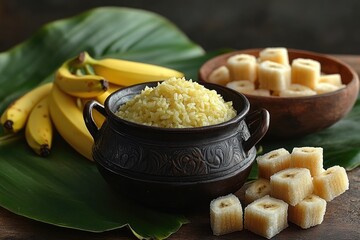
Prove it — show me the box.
[244,195,288,239]
[259,47,289,65]
[208,66,231,86]
[256,148,291,180]
[245,178,271,204]
[226,80,255,94]
[290,147,324,176]
[291,58,321,89]
[245,89,271,97]
[270,168,313,206]
[288,194,327,229]
[313,165,349,201]
[319,73,343,87]
[226,54,257,82]
[315,82,345,94]
[210,194,243,236]
[258,60,291,91]
[279,84,317,97]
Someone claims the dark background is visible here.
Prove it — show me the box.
[1,0,360,54]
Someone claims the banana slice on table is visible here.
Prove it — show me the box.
[210,194,243,236]
[245,178,271,204]
[270,168,313,206]
[290,146,324,177]
[313,165,349,201]
[244,195,288,239]
[288,194,327,229]
[256,148,291,180]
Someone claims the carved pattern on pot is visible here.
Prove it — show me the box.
[112,143,142,169]
[98,135,248,177]
[239,120,251,141]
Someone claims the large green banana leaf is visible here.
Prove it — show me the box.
[0,7,206,239]
[0,6,359,240]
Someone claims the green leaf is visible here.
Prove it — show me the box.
[0,7,204,239]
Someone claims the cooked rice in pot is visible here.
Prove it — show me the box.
[116,77,237,128]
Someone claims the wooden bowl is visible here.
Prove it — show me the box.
[199,48,359,139]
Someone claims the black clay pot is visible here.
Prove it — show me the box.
[84,81,269,210]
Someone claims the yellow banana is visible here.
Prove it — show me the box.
[75,84,120,129]
[95,83,122,105]
[1,82,52,133]
[54,57,109,98]
[49,84,93,161]
[80,52,184,86]
[25,96,53,157]
[76,98,105,128]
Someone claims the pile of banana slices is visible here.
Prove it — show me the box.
[0,52,183,160]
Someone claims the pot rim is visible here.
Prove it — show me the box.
[104,81,250,133]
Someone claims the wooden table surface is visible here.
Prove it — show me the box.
[0,55,359,240]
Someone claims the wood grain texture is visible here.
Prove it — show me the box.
[0,55,358,240]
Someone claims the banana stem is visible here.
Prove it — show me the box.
[69,52,87,67]
[71,51,98,68]
[75,69,84,76]
[40,144,51,157]
[84,64,95,75]
[3,120,14,131]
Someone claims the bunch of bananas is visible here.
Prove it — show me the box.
[0,52,184,160]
